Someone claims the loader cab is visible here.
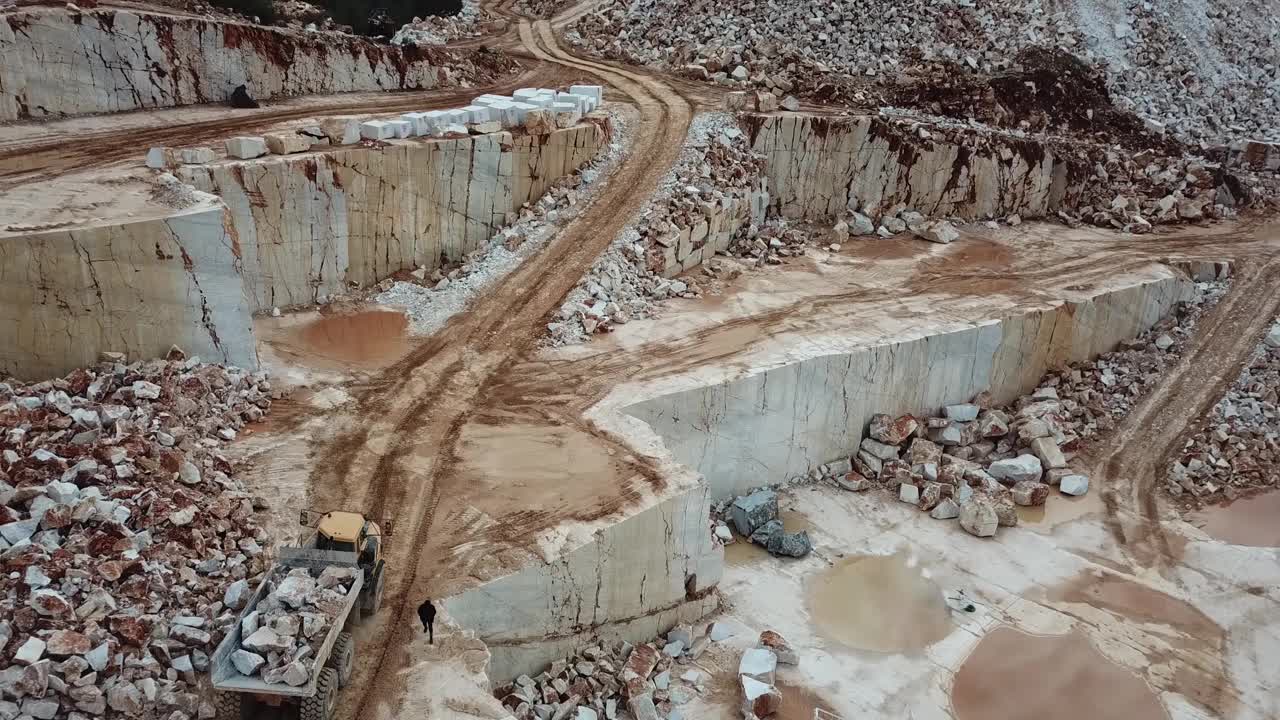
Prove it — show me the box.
[312,511,383,564]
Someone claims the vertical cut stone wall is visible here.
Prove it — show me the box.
[747,114,1086,222]
[624,274,1194,499]
[0,203,256,379]
[0,9,447,121]
[180,123,607,310]
[443,480,723,682]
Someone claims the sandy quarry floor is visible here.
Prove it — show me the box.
[688,481,1280,720]
[243,211,1280,719]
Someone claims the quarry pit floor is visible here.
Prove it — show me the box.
[243,215,1280,720]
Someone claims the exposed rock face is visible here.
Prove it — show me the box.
[747,113,1258,232]
[0,8,502,121]
[0,198,257,380]
[442,482,721,682]
[748,114,1083,223]
[179,122,606,311]
[629,272,1199,499]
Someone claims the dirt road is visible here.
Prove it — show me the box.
[1090,253,1280,570]
[301,13,695,719]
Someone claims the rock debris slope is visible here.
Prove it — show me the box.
[569,0,1278,145]
[0,354,273,719]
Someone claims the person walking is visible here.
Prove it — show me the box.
[418,599,436,644]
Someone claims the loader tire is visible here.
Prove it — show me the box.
[213,692,243,720]
[301,667,339,720]
[362,570,384,618]
[327,631,355,688]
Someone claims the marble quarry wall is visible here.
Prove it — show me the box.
[179,122,607,310]
[747,114,1087,222]
[625,273,1194,499]
[0,9,448,121]
[443,479,723,682]
[0,200,256,379]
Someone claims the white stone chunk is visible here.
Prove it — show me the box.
[224,137,267,159]
[510,102,538,123]
[512,87,546,101]
[145,147,172,169]
[988,454,1043,483]
[179,147,217,164]
[264,133,310,155]
[462,105,491,123]
[570,84,603,103]
[401,112,431,136]
[737,647,777,679]
[388,119,412,138]
[1059,475,1090,496]
[359,120,396,140]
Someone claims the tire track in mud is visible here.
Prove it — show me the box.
[305,13,694,720]
[1089,254,1280,570]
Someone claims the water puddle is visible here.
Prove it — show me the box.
[1015,490,1104,528]
[725,511,812,566]
[805,551,950,653]
[775,682,836,720]
[1190,489,1280,547]
[291,309,410,367]
[951,627,1170,720]
[1047,572,1234,717]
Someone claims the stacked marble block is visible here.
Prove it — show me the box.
[473,85,602,131]
[145,85,605,166]
[361,85,601,139]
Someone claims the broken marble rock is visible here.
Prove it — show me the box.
[914,220,960,244]
[959,497,999,538]
[988,454,1043,484]
[738,648,777,681]
[0,357,276,718]
[757,631,798,665]
[741,675,782,717]
[1011,481,1051,507]
[868,413,918,445]
[1059,475,1090,496]
[729,489,779,536]
[764,529,812,558]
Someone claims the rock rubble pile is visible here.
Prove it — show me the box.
[391,1,497,46]
[824,279,1228,537]
[548,114,766,345]
[0,354,273,719]
[1167,318,1280,503]
[227,566,356,685]
[710,489,812,558]
[494,622,748,720]
[568,0,1278,145]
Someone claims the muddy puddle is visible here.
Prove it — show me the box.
[951,627,1169,720]
[725,511,812,566]
[1047,572,1234,717]
[267,309,410,370]
[805,551,950,653]
[775,682,837,720]
[1190,489,1280,547]
[1015,490,1104,528]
